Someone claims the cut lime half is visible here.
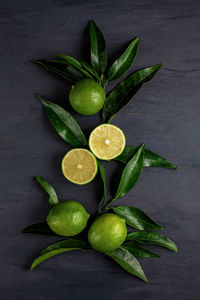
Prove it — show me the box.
[89,124,126,160]
[61,148,98,185]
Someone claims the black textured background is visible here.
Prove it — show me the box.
[1,0,200,299]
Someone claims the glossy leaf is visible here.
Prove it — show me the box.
[114,144,144,201]
[126,231,178,252]
[116,145,177,170]
[107,37,140,82]
[105,246,148,282]
[35,176,58,205]
[43,59,85,80]
[57,54,93,79]
[103,64,162,123]
[40,238,90,254]
[79,59,101,81]
[36,95,88,147]
[90,20,107,74]
[22,222,56,236]
[32,60,78,82]
[31,238,90,269]
[113,205,162,231]
[122,241,160,258]
[97,161,107,212]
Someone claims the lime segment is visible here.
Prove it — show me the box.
[61,148,98,185]
[89,124,126,160]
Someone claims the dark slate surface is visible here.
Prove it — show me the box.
[0,0,200,299]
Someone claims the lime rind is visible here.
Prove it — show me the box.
[61,148,98,185]
[89,124,126,161]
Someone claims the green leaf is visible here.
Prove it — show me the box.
[22,222,56,236]
[31,238,90,270]
[41,59,85,80]
[57,54,93,79]
[36,95,88,147]
[116,145,177,170]
[107,37,140,82]
[90,20,107,74]
[35,176,58,205]
[40,238,90,254]
[105,246,148,282]
[65,64,85,80]
[126,231,178,252]
[113,205,162,231]
[79,59,101,81]
[32,60,78,82]
[114,144,144,201]
[122,241,160,258]
[97,161,107,212]
[103,64,162,123]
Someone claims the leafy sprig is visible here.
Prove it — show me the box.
[23,20,178,282]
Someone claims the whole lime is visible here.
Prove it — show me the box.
[69,79,106,115]
[47,200,90,237]
[88,213,127,252]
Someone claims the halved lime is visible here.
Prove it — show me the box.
[89,124,126,160]
[61,148,98,185]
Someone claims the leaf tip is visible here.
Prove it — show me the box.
[30,264,35,271]
[35,93,41,100]
[89,19,95,26]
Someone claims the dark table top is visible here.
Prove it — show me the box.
[1,0,200,299]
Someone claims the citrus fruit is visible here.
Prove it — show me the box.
[89,124,126,160]
[88,213,127,252]
[69,79,106,115]
[47,200,90,237]
[61,148,98,185]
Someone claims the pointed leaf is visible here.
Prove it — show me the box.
[113,205,162,231]
[40,238,90,254]
[32,60,77,82]
[105,246,148,282]
[126,231,178,252]
[97,161,107,212]
[90,20,107,74]
[116,145,177,169]
[36,95,88,147]
[79,59,101,81]
[57,54,93,79]
[35,176,58,205]
[43,59,85,80]
[122,241,160,258]
[103,64,162,123]
[108,37,140,82]
[22,222,56,236]
[114,144,144,200]
[65,64,85,80]
[31,238,90,269]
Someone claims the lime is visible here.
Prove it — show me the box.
[88,213,127,252]
[69,79,106,115]
[61,148,98,185]
[47,200,90,237]
[89,124,126,160]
